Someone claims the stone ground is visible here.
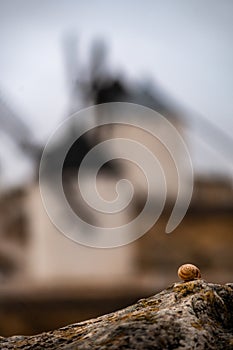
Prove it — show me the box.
[0,280,232,350]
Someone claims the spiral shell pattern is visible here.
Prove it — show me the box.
[177,263,201,281]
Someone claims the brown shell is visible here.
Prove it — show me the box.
[177,263,201,282]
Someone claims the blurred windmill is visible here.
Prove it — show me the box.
[63,34,110,110]
[50,34,124,227]
[60,34,123,174]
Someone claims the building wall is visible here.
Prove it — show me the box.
[26,184,136,284]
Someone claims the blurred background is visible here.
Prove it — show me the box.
[0,0,233,336]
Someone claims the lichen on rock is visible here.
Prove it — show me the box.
[0,280,233,349]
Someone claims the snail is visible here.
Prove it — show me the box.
[177,263,201,282]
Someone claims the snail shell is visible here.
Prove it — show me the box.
[178,263,201,282]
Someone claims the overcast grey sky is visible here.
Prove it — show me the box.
[0,0,233,187]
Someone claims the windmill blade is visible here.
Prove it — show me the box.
[0,89,41,160]
[192,112,233,169]
[0,91,31,144]
[62,33,80,101]
[89,38,108,81]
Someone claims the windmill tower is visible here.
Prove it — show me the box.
[23,35,136,285]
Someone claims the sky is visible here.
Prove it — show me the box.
[0,0,233,187]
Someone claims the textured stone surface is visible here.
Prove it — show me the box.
[0,280,233,349]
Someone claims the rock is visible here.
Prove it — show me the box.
[0,280,233,349]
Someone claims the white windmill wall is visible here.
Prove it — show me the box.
[26,184,136,284]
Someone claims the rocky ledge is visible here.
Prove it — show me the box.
[0,280,233,350]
